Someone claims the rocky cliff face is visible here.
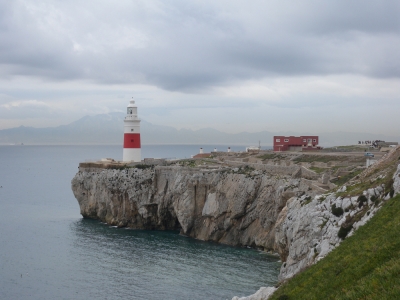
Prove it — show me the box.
[274,187,387,281]
[71,147,400,300]
[72,165,319,249]
[273,146,400,282]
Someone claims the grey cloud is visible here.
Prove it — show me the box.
[0,100,55,119]
[0,0,399,91]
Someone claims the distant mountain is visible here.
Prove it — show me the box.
[0,113,125,145]
[0,113,398,147]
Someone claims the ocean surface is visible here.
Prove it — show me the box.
[0,145,280,300]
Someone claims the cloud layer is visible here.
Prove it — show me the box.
[0,1,399,139]
[1,0,399,90]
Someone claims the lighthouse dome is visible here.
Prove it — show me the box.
[126,99,139,117]
[127,100,136,108]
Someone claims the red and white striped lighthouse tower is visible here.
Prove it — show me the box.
[123,99,141,162]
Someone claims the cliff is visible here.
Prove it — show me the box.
[72,164,319,250]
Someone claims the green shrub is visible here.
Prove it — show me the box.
[338,224,352,239]
[357,195,368,208]
[331,204,344,217]
[135,164,153,169]
[302,196,313,207]
[387,178,394,189]
[390,189,395,198]
[371,195,381,205]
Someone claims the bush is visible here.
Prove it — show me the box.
[370,195,380,205]
[331,204,344,217]
[387,178,394,189]
[338,224,353,239]
[357,195,368,208]
[390,189,395,198]
[135,164,153,170]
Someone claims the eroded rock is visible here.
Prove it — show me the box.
[72,165,319,248]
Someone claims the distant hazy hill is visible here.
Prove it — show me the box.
[0,112,398,146]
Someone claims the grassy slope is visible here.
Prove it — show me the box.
[270,195,400,300]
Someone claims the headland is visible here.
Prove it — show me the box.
[71,146,400,299]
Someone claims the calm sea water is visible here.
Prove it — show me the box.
[0,145,280,300]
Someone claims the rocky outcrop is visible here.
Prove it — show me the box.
[274,186,388,281]
[393,163,400,195]
[232,287,276,300]
[72,165,319,249]
[272,147,400,283]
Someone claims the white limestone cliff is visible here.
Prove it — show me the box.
[274,186,388,282]
[72,165,318,249]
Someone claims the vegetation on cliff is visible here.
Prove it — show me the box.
[270,194,400,300]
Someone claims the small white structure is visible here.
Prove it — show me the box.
[246,146,260,153]
[199,147,204,154]
[366,158,377,168]
[213,147,217,152]
[227,147,231,153]
[123,99,141,162]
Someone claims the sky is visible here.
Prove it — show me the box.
[0,0,399,136]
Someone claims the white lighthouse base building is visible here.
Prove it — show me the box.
[123,148,141,162]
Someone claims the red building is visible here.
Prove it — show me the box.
[273,136,321,152]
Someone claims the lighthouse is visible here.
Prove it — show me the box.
[123,99,141,162]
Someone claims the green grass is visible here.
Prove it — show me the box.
[293,155,349,163]
[257,153,284,160]
[270,195,400,300]
[258,153,276,160]
[323,145,369,152]
[336,168,396,198]
[309,167,327,174]
[334,169,363,186]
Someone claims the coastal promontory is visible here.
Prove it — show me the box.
[72,146,400,298]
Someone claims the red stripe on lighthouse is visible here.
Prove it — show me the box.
[123,133,141,148]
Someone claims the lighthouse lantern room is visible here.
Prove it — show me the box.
[123,99,141,162]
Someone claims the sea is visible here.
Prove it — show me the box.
[0,145,280,300]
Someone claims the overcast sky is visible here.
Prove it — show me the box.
[0,0,399,136]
